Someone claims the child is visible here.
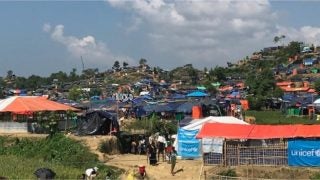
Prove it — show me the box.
[170,147,177,176]
[138,165,146,179]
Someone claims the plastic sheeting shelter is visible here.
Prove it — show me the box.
[176,116,248,158]
[197,123,320,139]
[0,96,78,115]
[176,101,199,113]
[76,110,119,135]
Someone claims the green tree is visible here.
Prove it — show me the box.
[49,71,68,84]
[82,68,98,79]
[68,86,82,101]
[14,77,27,89]
[113,61,120,71]
[123,61,128,69]
[37,112,60,137]
[210,66,226,81]
[25,75,45,89]
[273,86,284,98]
[273,35,285,44]
[314,79,320,93]
[69,68,79,82]
[139,58,147,67]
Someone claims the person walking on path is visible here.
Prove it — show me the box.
[170,147,178,176]
[148,141,157,165]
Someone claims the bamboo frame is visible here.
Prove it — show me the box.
[204,139,287,167]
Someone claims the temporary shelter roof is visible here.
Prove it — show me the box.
[174,116,248,157]
[197,123,320,139]
[0,96,79,115]
[186,91,208,97]
[247,125,297,139]
[175,101,200,113]
[183,116,249,130]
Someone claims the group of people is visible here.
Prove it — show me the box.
[131,137,147,154]
[146,134,178,175]
[130,134,179,176]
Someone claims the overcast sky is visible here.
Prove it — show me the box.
[1,1,320,77]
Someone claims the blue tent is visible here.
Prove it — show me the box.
[143,103,174,113]
[169,93,186,99]
[131,95,153,105]
[187,91,208,97]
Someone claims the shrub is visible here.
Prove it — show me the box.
[3,133,98,168]
[98,138,120,154]
[0,134,123,179]
[310,172,320,179]
[218,169,237,177]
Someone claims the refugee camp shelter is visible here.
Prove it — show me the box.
[197,123,320,167]
[0,96,79,133]
[76,110,119,135]
[0,96,78,114]
[175,116,248,159]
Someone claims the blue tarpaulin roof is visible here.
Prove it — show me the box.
[169,93,186,99]
[176,101,199,113]
[187,91,208,97]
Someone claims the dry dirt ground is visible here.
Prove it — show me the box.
[67,134,204,180]
[105,154,203,180]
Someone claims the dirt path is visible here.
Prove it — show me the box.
[69,135,204,179]
[105,154,203,180]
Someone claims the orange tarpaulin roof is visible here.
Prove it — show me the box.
[196,123,254,139]
[197,123,320,139]
[0,96,79,115]
[247,125,297,139]
[294,125,320,138]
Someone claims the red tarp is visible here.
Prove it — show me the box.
[196,123,320,139]
[294,124,320,138]
[247,125,297,139]
[196,123,254,139]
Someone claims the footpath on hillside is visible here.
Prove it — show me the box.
[106,154,203,180]
[67,134,204,180]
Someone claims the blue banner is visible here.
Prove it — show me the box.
[177,128,200,158]
[288,139,320,167]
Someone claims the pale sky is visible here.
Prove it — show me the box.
[0,1,320,77]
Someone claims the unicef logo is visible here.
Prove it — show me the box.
[291,149,320,157]
[315,149,320,157]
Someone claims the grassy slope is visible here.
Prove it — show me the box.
[245,110,320,124]
[0,134,122,179]
[0,155,83,179]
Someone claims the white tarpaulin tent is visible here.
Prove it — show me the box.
[185,116,249,130]
[174,116,249,158]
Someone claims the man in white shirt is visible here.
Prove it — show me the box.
[85,167,98,180]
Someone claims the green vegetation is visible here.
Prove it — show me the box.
[245,110,319,124]
[310,172,320,179]
[0,134,121,179]
[125,114,177,135]
[217,168,237,177]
